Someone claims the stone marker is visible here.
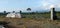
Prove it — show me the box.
[6,13,21,18]
[51,7,57,20]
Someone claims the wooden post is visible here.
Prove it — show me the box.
[51,7,57,20]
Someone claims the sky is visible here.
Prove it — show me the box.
[0,0,60,12]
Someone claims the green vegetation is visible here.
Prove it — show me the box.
[21,12,60,19]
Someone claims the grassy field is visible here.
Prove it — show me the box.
[0,13,60,28]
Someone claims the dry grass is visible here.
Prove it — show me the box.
[0,17,60,28]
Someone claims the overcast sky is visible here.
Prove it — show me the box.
[0,0,60,12]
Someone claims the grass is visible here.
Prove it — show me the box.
[0,17,60,28]
[0,13,60,28]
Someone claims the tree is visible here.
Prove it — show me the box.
[27,8,31,11]
[27,8,31,14]
[4,11,6,14]
[13,11,15,13]
[20,10,22,13]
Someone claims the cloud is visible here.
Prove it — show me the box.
[40,0,60,10]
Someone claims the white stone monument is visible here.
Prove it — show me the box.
[6,13,21,18]
[50,5,57,20]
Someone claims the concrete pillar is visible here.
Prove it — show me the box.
[51,7,57,20]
